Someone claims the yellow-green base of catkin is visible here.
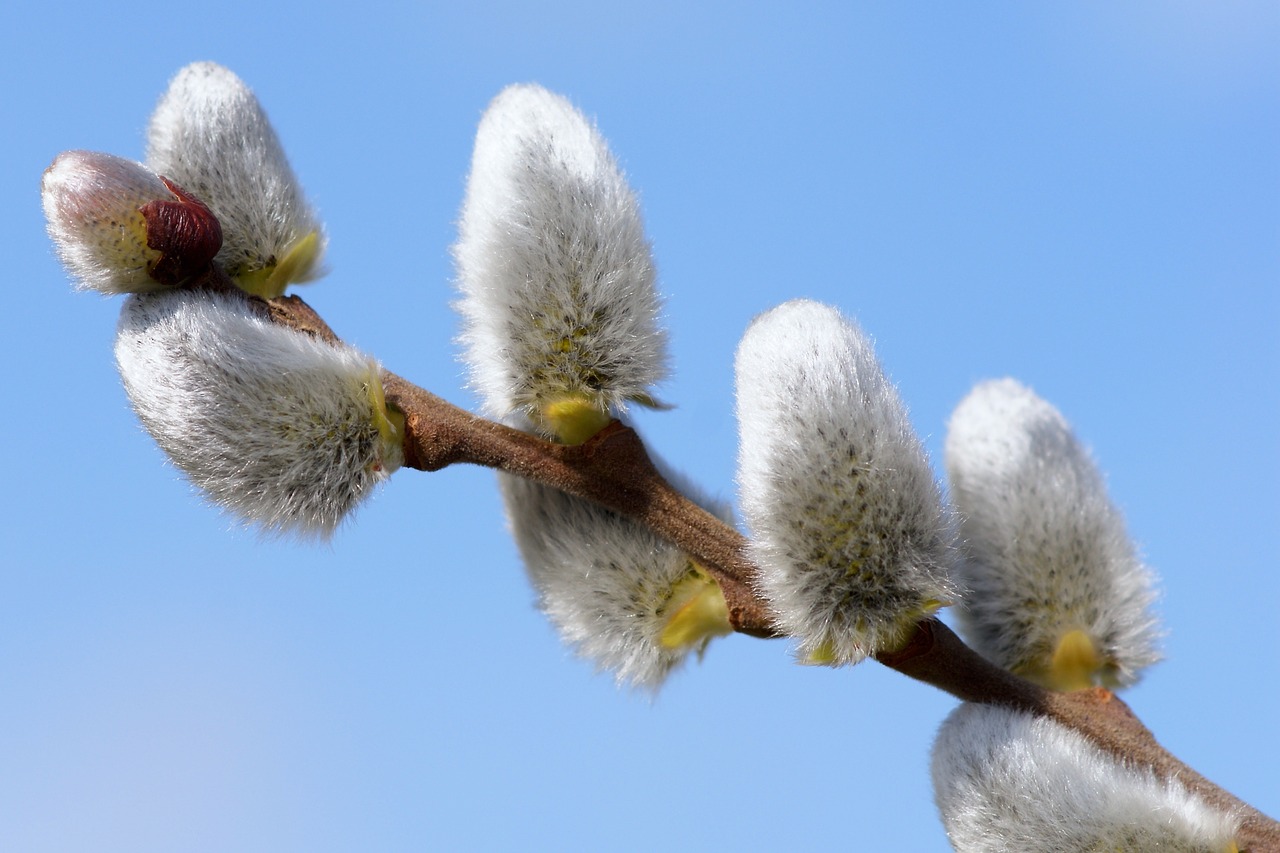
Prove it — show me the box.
[1018,628,1124,693]
[364,369,405,472]
[659,567,732,651]
[236,230,322,298]
[540,394,613,445]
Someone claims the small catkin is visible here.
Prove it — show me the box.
[931,703,1240,853]
[500,441,732,692]
[453,83,666,440]
[147,61,325,296]
[115,288,401,536]
[944,378,1160,690]
[736,299,956,665]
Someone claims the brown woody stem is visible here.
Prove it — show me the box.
[257,289,1278,850]
[380,375,776,636]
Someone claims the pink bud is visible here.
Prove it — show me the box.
[43,150,222,293]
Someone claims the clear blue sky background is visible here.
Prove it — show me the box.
[2,3,1276,851]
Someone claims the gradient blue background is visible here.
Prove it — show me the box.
[3,3,1276,850]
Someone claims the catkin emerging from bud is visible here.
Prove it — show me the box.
[42,150,221,294]
[147,62,325,297]
[945,379,1160,690]
[453,84,667,443]
[115,289,402,536]
[931,703,1240,853]
[736,300,956,665]
[501,448,732,691]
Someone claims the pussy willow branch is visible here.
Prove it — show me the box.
[255,287,1278,850]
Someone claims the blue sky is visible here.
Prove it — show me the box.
[2,2,1277,850]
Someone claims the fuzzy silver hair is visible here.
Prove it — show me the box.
[453,83,667,433]
[944,378,1160,689]
[931,703,1239,852]
[115,289,400,536]
[146,61,325,292]
[735,299,957,665]
[500,445,733,691]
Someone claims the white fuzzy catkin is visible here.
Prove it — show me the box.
[146,61,325,294]
[500,451,732,691]
[945,378,1160,689]
[115,289,401,536]
[931,703,1240,852]
[42,150,184,294]
[736,300,956,665]
[453,83,666,434]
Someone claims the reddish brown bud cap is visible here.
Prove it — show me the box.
[141,177,223,285]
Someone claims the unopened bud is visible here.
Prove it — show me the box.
[42,150,221,293]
